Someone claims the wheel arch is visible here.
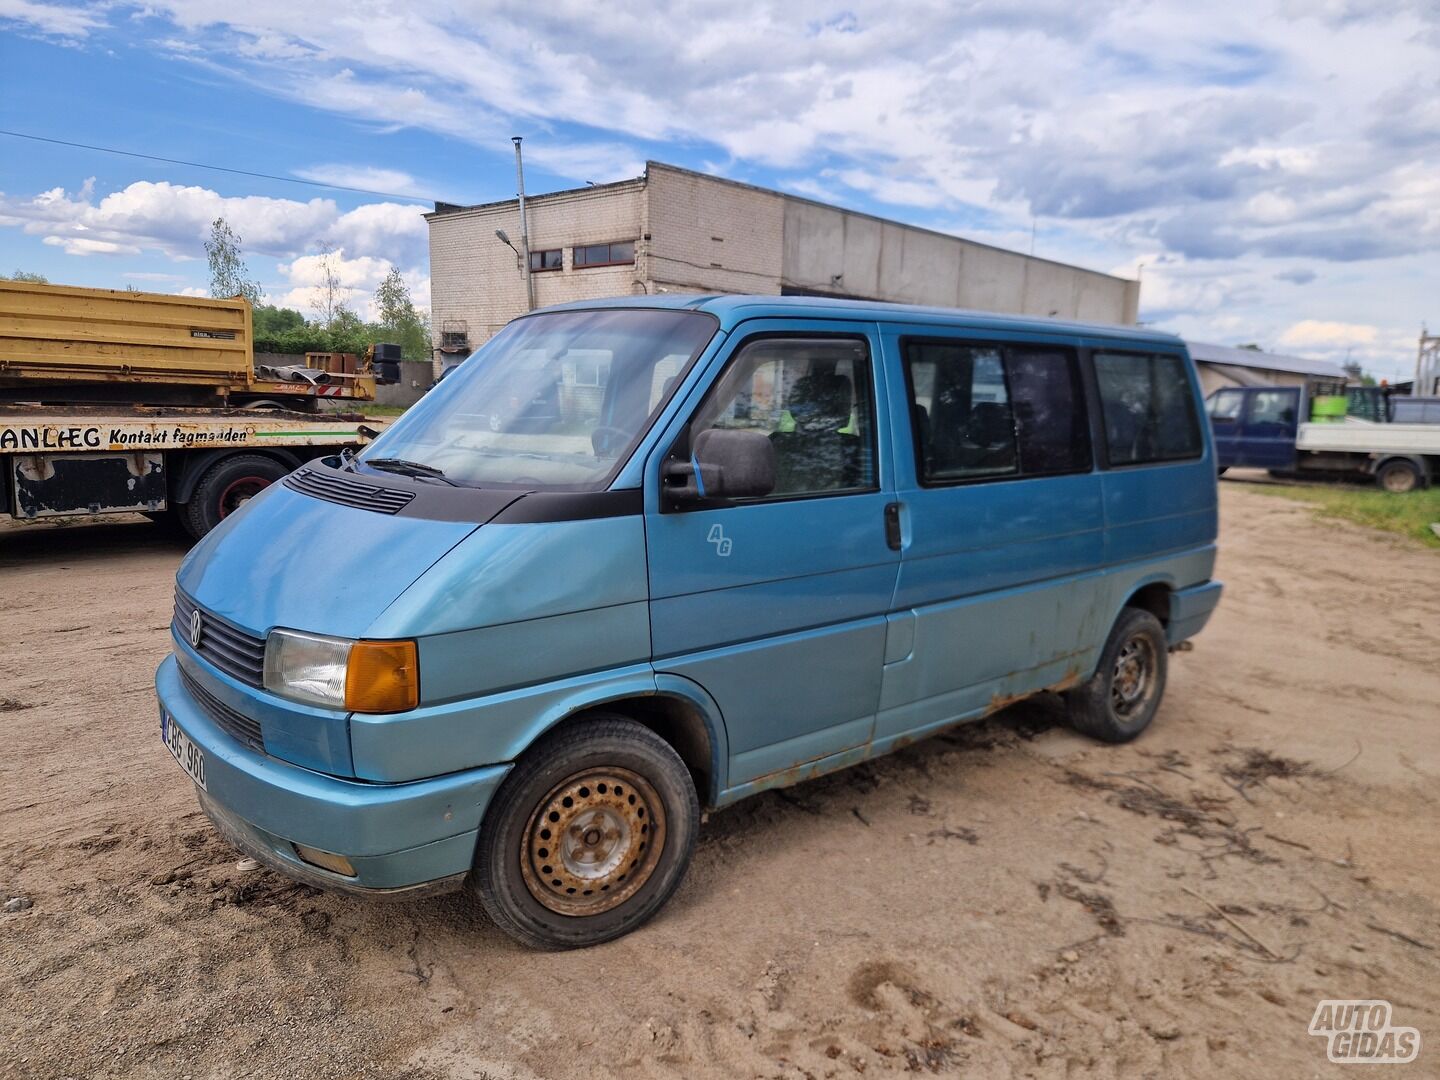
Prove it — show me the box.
[531,677,729,809]
[169,447,308,505]
[1122,579,1175,628]
[1369,454,1429,482]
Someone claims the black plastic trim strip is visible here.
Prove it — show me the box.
[490,488,644,524]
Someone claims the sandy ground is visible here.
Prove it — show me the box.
[1,483,1437,1080]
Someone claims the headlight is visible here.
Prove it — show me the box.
[263,629,418,713]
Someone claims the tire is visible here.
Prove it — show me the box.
[183,454,289,539]
[471,716,699,950]
[1065,608,1169,744]
[1376,459,1420,494]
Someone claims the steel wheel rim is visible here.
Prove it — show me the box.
[1110,634,1158,720]
[1382,468,1412,493]
[218,477,269,518]
[520,766,666,916]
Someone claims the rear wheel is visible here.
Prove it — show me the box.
[471,716,699,949]
[1065,608,1168,743]
[183,454,289,539]
[1376,459,1420,494]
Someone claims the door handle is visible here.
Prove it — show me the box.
[884,501,903,551]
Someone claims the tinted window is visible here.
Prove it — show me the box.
[1248,390,1297,425]
[1093,351,1203,465]
[529,248,562,271]
[1208,390,1244,421]
[903,341,1089,483]
[1007,348,1090,474]
[690,337,876,497]
[906,343,1016,481]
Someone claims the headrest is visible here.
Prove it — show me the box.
[789,373,852,431]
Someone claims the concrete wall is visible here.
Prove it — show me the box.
[427,163,1142,360]
[781,198,1137,323]
[646,164,784,294]
[427,179,646,353]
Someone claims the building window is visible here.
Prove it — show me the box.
[573,240,636,268]
[529,248,563,272]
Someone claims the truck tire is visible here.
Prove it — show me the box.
[1376,459,1420,494]
[183,454,289,539]
[1064,608,1168,744]
[471,716,699,950]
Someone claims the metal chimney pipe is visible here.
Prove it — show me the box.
[513,137,534,312]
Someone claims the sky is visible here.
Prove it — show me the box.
[1,1,1437,380]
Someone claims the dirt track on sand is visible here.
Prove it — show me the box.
[2,483,1437,1079]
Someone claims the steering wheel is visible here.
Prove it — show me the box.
[591,426,632,456]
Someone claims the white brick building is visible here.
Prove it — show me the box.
[426,162,1141,364]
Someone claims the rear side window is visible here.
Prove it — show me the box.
[1007,348,1090,475]
[1093,351,1203,466]
[903,340,1089,483]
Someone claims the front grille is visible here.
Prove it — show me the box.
[284,467,415,514]
[174,590,266,687]
[180,667,265,752]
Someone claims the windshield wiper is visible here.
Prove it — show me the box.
[363,457,460,486]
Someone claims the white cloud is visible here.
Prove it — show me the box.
[1277,320,1379,348]
[273,248,427,320]
[0,0,104,38]
[291,165,428,197]
[0,178,427,270]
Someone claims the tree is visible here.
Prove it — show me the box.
[309,243,348,329]
[252,304,306,339]
[373,265,431,360]
[3,269,49,283]
[204,218,261,305]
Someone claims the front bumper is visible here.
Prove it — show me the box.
[155,655,512,893]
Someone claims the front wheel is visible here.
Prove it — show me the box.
[1065,608,1168,743]
[471,716,699,949]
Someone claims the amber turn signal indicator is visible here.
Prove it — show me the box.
[344,639,419,713]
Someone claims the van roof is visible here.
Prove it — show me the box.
[535,293,1183,346]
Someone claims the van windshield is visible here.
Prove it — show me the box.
[358,308,717,490]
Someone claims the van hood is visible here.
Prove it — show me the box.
[176,477,520,640]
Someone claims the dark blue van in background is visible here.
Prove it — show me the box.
[156,296,1222,948]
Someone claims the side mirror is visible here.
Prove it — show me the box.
[664,428,775,503]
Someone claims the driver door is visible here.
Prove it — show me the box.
[644,322,901,792]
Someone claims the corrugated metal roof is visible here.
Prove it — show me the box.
[1187,340,1345,378]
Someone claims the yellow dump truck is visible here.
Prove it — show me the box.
[0,280,378,407]
[0,281,385,539]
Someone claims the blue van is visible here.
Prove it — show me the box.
[155,296,1222,948]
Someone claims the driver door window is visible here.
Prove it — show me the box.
[688,337,877,498]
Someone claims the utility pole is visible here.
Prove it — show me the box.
[513,136,534,312]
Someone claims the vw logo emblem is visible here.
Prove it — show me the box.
[189,609,204,649]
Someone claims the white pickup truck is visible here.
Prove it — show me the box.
[1208,385,1440,492]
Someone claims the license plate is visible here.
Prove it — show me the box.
[161,711,207,790]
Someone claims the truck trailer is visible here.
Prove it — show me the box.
[0,281,384,538]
